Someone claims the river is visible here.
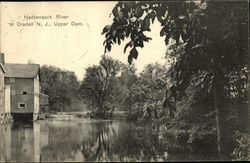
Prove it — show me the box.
[0,119,217,162]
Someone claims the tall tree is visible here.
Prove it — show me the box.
[79,55,123,117]
[137,63,167,121]
[117,64,138,114]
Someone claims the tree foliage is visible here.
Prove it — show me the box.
[40,65,80,112]
[116,63,168,121]
[102,0,248,98]
[102,0,248,160]
[79,55,124,118]
[116,64,138,112]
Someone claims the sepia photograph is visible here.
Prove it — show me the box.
[0,1,249,162]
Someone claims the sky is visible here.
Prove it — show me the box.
[0,2,167,80]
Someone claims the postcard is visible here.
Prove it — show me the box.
[0,1,249,162]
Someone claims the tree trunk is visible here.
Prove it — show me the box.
[214,65,231,160]
[128,86,132,117]
[128,95,131,116]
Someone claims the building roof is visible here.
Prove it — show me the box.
[4,63,40,78]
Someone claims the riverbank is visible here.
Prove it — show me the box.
[0,113,13,125]
[43,111,128,121]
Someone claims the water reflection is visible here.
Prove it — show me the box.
[0,122,39,162]
[0,120,169,162]
[80,121,167,162]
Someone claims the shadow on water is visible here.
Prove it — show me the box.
[12,113,34,123]
[0,119,219,162]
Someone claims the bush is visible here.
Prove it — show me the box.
[231,131,250,161]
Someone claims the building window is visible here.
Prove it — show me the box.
[18,103,26,108]
[23,91,27,95]
[10,78,15,83]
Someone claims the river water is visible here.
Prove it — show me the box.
[0,119,217,162]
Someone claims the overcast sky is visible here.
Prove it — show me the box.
[0,2,167,80]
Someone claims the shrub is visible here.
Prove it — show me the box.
[231,131,250,161]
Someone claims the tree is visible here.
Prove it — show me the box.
[79,55,123,118]
[137,63,167,122]
[40,65,80,112]
[117,64,138,114]
[102,0,248,159]
[117,63,168,121]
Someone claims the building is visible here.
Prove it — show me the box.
[0,53,12,124]
[0,53,48,122]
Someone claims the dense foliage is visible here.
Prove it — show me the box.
[78,56,169,121]
[79,55,124,118]
[101,0,249,160]
[40,65,81,112]
[127,63,168,122]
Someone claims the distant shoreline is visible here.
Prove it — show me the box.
[42,111,127,121]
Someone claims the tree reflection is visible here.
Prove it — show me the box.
[80,121,117,161]
[40,122,83,162]
[80,121,167,162]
